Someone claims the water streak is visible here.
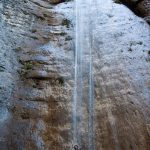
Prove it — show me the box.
[73,0,94,149]
[73,0,82,145]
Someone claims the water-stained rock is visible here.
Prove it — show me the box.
[0,0,150,149]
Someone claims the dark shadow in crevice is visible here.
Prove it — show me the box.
[120,0,143,16]
[116,0,150,24]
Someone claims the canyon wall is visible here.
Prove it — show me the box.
[0,0,150,150]
[0,0,74,149]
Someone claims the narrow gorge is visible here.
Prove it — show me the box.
[0,0,150,150]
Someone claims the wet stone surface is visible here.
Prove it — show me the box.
[0,0,150,150]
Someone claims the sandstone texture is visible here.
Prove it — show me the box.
[0,0,150,150]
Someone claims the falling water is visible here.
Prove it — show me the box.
[87,0,94,149]
[73,0,94,149]
[73,0,82,145]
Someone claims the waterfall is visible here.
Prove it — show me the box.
[73,0,94,149]
[73,0,82,145]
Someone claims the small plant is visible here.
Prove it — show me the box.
[58,77,64,85]
[30,36,38,40]
[18,69,27,76]
[0,65,5,72]
[31,29,37,33]
[37,16,45,21]
[65,36,73,41]
[45,67,49,72]
[23,62,33,70]
[62,19,71,28]
[59,32,67,36]
[14,47,22,52]
[146,57,150,62]
[43,13,48,18]
[19,62,33,76]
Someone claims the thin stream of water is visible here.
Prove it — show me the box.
[87,0,94,148]
[73,0,82,145]
[73,0,94,149]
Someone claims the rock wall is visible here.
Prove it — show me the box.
[0,0,150,150]
[0,0,74,149]
[93,1,150,149]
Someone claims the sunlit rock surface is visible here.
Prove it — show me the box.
[0,0,150,149]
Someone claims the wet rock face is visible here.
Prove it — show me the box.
[93,0,150,149]
[73,0,150,149]
[0,0,74,149]
[0,0,150,150]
